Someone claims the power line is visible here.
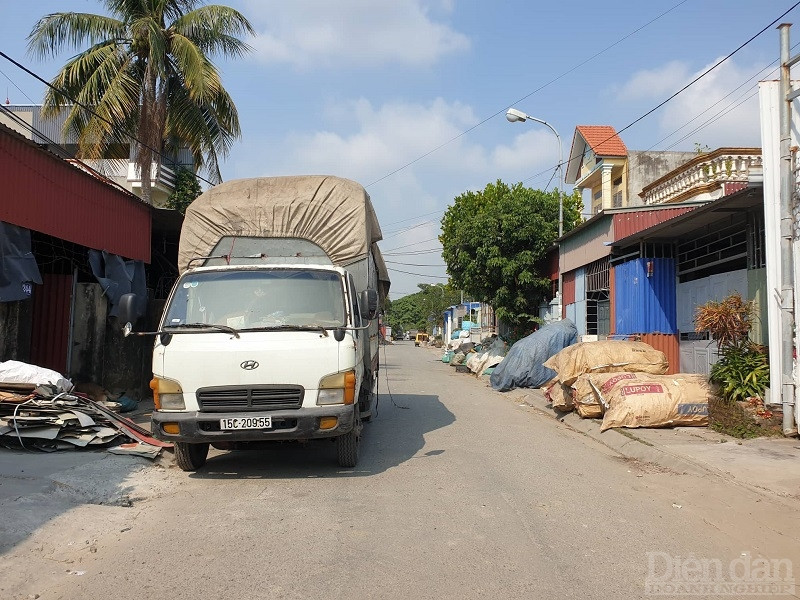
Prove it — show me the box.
[384,260,446,267]
[382,237,442,252]
[0,66,38,105]
[382,220,436,239]
[383,249,443,256]
[383,210,443,226]
[519,2,800,190]
[0,103,141,200]
[386,267,449,279]
[0,51,214,187]
[365,0,690,189]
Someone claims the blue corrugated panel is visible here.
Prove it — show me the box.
[566,303,577,325]
[614,258,677,335]
[575,267,586,302]
[574,299,587,337]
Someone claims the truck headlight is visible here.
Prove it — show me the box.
[150,377,186,410]
[317,370,356,405]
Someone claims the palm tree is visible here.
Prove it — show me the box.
[27,0,254,203]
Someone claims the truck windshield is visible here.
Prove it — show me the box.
[163,269,347,330]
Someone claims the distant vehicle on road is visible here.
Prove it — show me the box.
[415,333,429,346]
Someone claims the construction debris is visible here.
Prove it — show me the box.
[0,384,168,457]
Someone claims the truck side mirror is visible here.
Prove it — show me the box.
[118,293,138,330]
[359,289,379,320]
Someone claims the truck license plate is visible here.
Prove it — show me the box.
[220,416,272,430]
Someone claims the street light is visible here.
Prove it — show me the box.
[506,107,564,315]
[505,108,564,238]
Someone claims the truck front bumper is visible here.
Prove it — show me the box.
[151,405,355,443]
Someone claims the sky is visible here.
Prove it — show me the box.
[1,0,799,297]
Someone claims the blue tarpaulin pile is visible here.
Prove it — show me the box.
[489,319,578,392]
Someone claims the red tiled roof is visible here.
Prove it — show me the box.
[576,125,627,156]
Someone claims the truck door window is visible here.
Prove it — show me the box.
[348,274,362,329]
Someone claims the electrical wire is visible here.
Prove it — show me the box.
[0,104,140,200]
[382,237,442,252]
[0,50,214,187]
[546,1,800,184]
[380,342,409,410]
[386,267,449,279]
[384,260,446,267]
[365,0,691,189]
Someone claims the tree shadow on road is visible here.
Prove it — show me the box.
[190,392,455,479]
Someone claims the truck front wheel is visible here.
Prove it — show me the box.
[337,409,360,468]
[174,442,209,471]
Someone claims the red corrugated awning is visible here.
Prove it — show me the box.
[0,123,151,262]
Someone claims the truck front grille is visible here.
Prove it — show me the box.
[196,385,304,412]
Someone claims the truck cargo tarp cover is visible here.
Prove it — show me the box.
[179,176,383,273]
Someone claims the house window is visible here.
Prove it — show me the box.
[613,191,623,208]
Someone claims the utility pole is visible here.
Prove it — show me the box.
[779,23,797,435]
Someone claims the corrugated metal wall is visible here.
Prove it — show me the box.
[575,267,586,301]
[562,270,576,306]
[614,258,677,335]
[560,217,613,273]
[609,267,616,335]
[29,273,73,374]
[612,207,695,240]
[0,125,151,262]
[615,333,679,375]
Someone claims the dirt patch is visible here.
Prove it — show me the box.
[611,455,679,476]
[709,396,783,439]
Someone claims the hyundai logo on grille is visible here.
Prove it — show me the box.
[240,360,259,370]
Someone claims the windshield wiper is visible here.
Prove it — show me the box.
[163,323,241,338]
[240,324,330,337]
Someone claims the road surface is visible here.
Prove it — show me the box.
[1,341,798,599]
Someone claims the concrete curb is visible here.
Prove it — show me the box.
[511,387,716,477]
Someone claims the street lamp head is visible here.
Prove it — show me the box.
[505,108,527,123]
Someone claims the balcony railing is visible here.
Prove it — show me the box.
[641,149,762,205]
[127,161,177,191]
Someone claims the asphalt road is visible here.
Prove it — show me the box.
[2,341,799,599]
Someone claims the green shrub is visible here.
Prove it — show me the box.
[709,343,769,403]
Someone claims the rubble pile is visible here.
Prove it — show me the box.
[0,384,166,455]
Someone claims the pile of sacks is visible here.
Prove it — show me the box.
[542,340,715,432]
[464,336,507,376]
[445,336,507,376]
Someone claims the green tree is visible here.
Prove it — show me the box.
[166,167,202,213]
[440,180,581,327]
[384,292,427,333]
[384,283,461,334]
[27,0,254,203]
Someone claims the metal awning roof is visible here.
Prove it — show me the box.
[611,186,763,249]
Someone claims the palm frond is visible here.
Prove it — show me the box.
[172,5,254,57]
[27,13,126,58]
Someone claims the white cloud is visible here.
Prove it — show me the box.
[655,58,767,149]
[616,61,691,100]
[615,57,772,149]
[491,128,564,184]
[273,97,483,183]
[228,96,566,297]
[242,0,470,68]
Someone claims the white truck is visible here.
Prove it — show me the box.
[119,175,389,470]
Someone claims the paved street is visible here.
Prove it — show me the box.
[1,341,800,599]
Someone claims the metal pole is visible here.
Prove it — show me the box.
[779,23,796,435]
[530,116,564,312]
